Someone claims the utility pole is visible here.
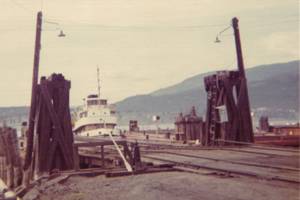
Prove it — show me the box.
[232,17,254,143]
[23,11,42,172]
[232,17,245,78]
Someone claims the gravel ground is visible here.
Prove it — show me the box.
[22,171,299,200]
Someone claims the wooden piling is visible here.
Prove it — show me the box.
[203,70,254,146]
[0,126,23,189]
[174,107,203,142]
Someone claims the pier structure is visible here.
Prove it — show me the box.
[174,106,204,142]
[203,17,254,146]
[31,74,74,176]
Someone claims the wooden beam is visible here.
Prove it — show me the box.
[101,145,104,168]
[40,82,73,170]
[223,78,240,141]
[237,78,254,143]
[73,146,79,171]
[73,141,127,148]
[24,12,43,171]
[38,96,52,172]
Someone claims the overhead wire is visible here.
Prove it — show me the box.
[225,58,237,70]
[9,0,34,14]
[43,17,232,32]
[243,19,298,28]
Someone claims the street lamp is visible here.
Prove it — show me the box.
[24,11,66,173]
[214,37,221,43]
[58,30,66,37]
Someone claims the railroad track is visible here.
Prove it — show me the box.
[74,136,300,183]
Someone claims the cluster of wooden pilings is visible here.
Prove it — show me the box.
[29,74,74,177]
[174,106,204,142]
[203,70,254,145]
[0,122,23,189]
[259,116,269,132]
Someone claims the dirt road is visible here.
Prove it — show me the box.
[22,171,299,200]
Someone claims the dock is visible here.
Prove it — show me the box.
[70,135,300,183]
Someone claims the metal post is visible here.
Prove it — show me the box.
[23,11,42,171]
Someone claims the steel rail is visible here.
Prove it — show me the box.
[248,145,300,153]
[142,155,300,184]
[163,151,300,172]
[74,136,299,157]
[224,148,298,157]
[75,146,299,172]
[211,139,300,153]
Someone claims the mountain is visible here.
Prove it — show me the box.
[1,60,299,128]
[115,60,299,117]
[150,60,299,97]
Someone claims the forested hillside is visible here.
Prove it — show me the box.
[1,60,299,127]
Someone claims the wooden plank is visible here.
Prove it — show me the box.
[173,166,216,175]
[73,141,127,148]
[73,146,79,171]
[23,12,42,173]
[60,82,74,159]
[2,131,13,187]
[101,145,104,168]
[46,80,65,89]
[204,92,211,145]
[237,78,254,143]
[45,80,72,171]
[39,95,52,172]
[34,91,43,174]
[223,78,240,141]
[40,81,73,169]
[46,81,73,171]
[105,168,176,178]
[123,144,133,165]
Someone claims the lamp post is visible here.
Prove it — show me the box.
[232,17,246,78]
[232,17,254,143]
[23,11,66,173]
[23,11,42,172]
[213,17,254,143]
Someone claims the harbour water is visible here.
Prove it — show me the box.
[8,118,300,137]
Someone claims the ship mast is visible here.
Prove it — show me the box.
[97,66,101,109]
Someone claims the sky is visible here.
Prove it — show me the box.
[0,0,299,107]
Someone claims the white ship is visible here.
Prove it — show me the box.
[73,95,120,136]
[72,67,120,137]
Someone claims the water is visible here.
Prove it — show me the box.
[115,123,175,131]
[11,119,299,137]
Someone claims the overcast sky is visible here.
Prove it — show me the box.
[0,0,298,107]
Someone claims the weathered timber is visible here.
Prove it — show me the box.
[0,127,22,189]
[31,74,74,177]
[202,17,254,146]
[73,141,134,172]
[6,129,23,187]
[203,71,254,145]
[175,106,203,142]
[259,116,269,132]
[24,11,42,172]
